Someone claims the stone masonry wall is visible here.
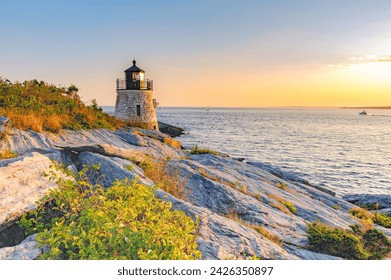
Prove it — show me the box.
[115,90,159,130]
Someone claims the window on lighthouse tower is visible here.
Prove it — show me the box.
[136,105,141,116]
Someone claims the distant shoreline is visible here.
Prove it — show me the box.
[340,106,391,109]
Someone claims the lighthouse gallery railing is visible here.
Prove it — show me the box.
[116,79,153,90]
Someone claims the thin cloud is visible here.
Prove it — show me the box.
[330,53,391,68]
[377,55,391,62]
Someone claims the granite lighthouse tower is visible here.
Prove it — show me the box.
[115,60,159,130]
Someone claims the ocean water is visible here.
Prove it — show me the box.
[103,106,391,197]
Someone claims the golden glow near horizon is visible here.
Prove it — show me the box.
[148,55,391,108]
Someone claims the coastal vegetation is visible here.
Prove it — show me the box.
[190,144,219,156]
[350,207,391,228]
[0,149,17,160]
[128,156,187,199]
[19,165,201,260]
[225,211,282,247]
[267,194,297,215]
[307,221,391,259]
[0,78,124,132]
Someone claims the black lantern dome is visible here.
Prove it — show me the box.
[116,59,153,90]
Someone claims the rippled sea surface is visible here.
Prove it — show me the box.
[155,107,391,197]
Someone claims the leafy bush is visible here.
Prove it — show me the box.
[362,202,381,211]
[350,208,372,221]
[372,213,391,228]
[190,144,219,156]
[362,229,391,259]
[307,222,368,259]
[19,168,201,260]
[307,221,391,259]
[0,78,124,132]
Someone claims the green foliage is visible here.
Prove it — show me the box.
[19,167,201,260]
[372,212,391,228]
[125,165,134,172]
[362,229,391,259]
[361,202,381,211]
[307,221,391,259]
[350,207,391,228]
[307,222,368,259]
[282,201,297,214]
[67,84,79,94]
[0,78,124,132]
[190,144,219,156]
[350,208,372,221]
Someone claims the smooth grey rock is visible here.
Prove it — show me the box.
[174,154,360,247]
[343,194,391,209]
[0,234,49,260]
[0,152,63,237]
[158,121,184,138]
[77,152,153,188]
[248,161,336,196]
[284,245,342,260]
[115,129,147,146]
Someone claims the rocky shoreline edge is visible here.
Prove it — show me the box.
[0,120,390,260]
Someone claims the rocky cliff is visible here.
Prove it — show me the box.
[0,124,390,260]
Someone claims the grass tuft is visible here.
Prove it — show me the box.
[268,194,297,215]
[129,156,187,199]
[0,149,17,160]
[190,144,219,156]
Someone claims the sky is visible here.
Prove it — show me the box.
[1,0,391,107]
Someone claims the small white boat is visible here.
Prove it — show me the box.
[359,111,367,115]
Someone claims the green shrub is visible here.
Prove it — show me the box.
[362,203,381,211]
[372,212,391,228]
[190,144,219,156]
[362,229,391,259]
[307,222,368,259]
[350,207,391,229]
[307,221,391,259]
[350,208,372,221]
[19,169,201,260]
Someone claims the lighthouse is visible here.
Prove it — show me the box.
[114,60,159,130]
